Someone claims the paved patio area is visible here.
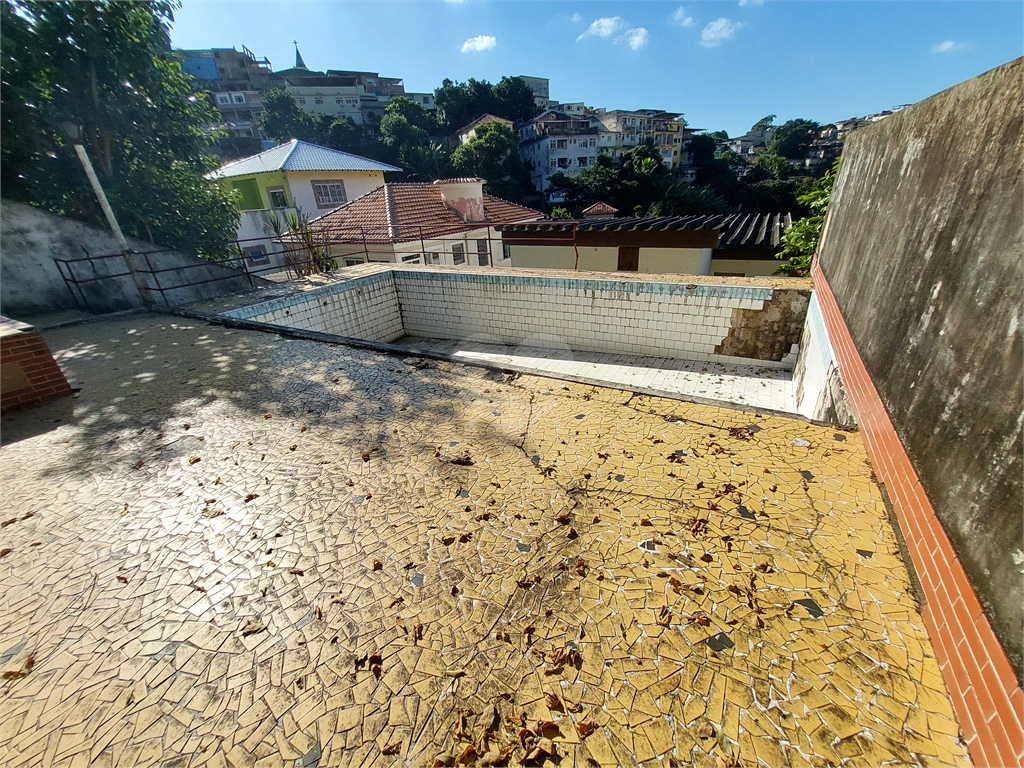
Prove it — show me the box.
[392,337,796,415]
[0,314,969,768]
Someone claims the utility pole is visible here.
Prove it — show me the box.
[63,123,155,308]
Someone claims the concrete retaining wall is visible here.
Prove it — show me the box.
[0,201,270,315]
[816,58,1023,666]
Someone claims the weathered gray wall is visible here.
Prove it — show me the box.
[817,59,1023,664]
[1,201,270,316]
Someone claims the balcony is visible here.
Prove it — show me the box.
[237,207,300,242]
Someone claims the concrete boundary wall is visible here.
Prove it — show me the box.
[813,262,1023,768]
[816,59,1023,671]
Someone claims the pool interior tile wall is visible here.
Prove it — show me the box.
[220,268,791,368]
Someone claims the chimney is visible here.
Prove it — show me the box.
[434,178,485,223]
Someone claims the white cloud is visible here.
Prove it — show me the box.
[738,0,764,6]
[616,27,650,50]
[576,16,626,41]
[461,35,496,52]
[700,18,742,47]
[672,6,694,27]
[571,12,582,23]
[932,39,966,54]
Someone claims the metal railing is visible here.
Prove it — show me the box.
[52,223,587,312]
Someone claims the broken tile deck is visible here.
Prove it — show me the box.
[0,315,971,767]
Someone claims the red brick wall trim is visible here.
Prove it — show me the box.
[0,330,75,412]
[812,260,1023,767]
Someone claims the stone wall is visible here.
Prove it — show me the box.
[816,58,1023,666]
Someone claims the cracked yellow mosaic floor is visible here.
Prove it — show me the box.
[0,315,970,768]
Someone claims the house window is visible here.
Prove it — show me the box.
[233,94,245,103]
[243,245,269,266]
[314,98,323,105]
[401,254,421,263]
[476,239,489,266]
[217,94,231,105]
[590,139,596,147]
[557,158,568,168]
[502,243,512,261]
[424,252,440,265]
[550,160,557,168]
[267,187,288,209]
[452,243,465,265]
[344,257,364,267]
[311,180,346,208]
[336,98,343,104]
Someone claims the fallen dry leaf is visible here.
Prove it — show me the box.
[542,684,561,710]
[444,667,467,678]
[477,703,498,732]
[459,533,472,543]
[188,456,201,465]
[372,560,383,570]
[537,720,562,739]
[657,605,672,627]
[241,620,266,637]
[289,568,304,576]
[382,741,402,756]
[244,493,259,502]
[577,720,599,738]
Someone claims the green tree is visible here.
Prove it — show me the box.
[400,143,454,182]
[492,76,540,123]
[648,183,728,216]
[750,153,790,181]
[767,118,820,160]
[451,121,532,203]
[1,0,239,255]
[549,206,572,220]
[545,154,620,209]
[258,87,382,160]
[751,114,776,133]
[618,141,671,213]
[776,158,839,275]
[434,76,539,133]
[258,86,317,143]
[434,77,495,132]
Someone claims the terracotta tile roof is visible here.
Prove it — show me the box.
[307,183,543,244]
[582,202,618,215]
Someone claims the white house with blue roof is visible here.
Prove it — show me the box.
[206,139,400,268]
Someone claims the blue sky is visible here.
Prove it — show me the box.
[169,1,1022,137]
